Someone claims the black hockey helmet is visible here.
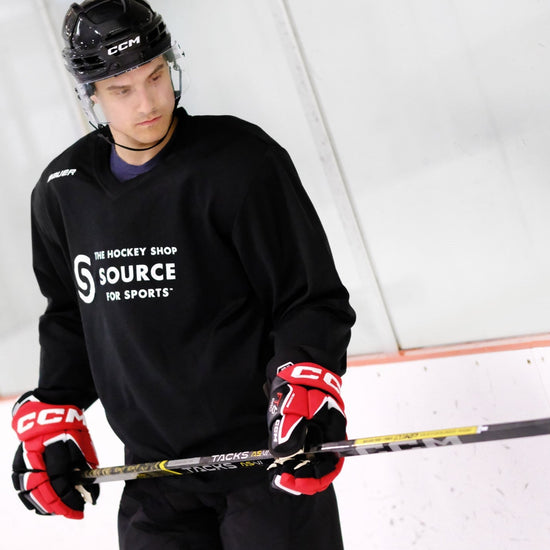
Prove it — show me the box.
[62,0,172,84]
[61,0,189,128]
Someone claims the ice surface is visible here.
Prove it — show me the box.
[2,346,550,549]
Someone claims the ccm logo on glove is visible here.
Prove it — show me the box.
[14,407,86,435]
[283,364,342,394]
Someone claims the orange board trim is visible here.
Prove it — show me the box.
[348,333,550,367]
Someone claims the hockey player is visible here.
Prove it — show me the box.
[10,1,356,548]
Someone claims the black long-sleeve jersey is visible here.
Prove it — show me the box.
[30,107,355,489]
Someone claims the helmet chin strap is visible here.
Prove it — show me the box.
[96,111,176,152]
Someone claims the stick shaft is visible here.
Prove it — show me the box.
[78,417,550,483]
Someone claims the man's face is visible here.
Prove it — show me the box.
[92,56,175,149]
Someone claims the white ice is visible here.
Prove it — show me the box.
[2,346,550,549]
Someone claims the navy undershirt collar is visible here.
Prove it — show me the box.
[110,146,162,182]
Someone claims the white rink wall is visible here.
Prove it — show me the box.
[2,346,550,550]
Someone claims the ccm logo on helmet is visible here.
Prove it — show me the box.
[16,408,85,435]
[290,365,342,394]
[107,35,141,56]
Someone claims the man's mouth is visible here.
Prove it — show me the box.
[138,115,161,127]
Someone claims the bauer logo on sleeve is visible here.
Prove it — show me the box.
[47,168,77,182]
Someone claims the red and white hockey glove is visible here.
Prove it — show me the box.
[267,363,346,495]
[11,393,99,519]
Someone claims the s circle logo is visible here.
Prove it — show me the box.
[73,254,96,304]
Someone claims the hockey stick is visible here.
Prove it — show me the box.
[78,416,550,484]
